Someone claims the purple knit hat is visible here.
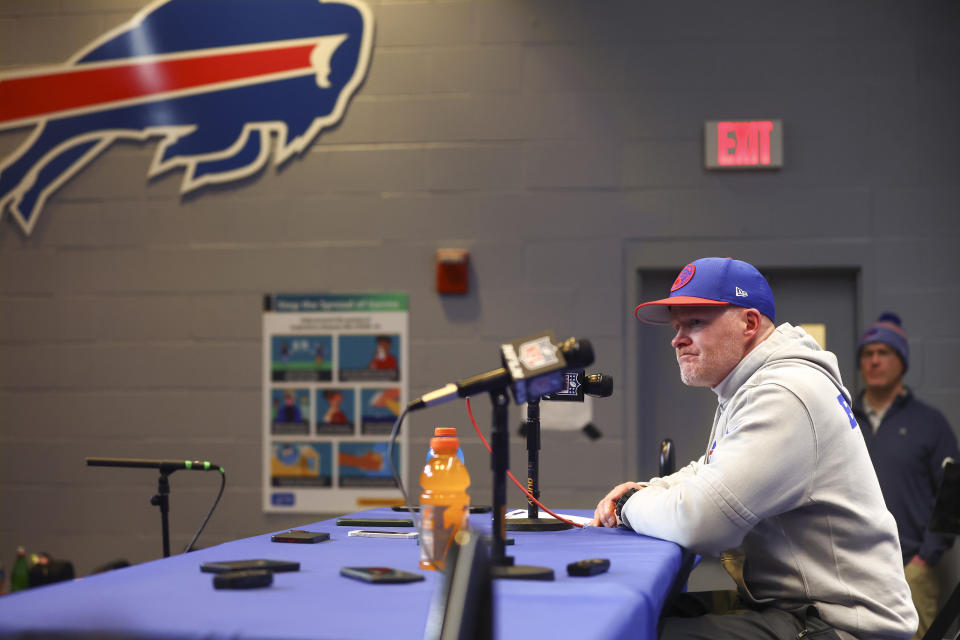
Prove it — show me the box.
[857,312,909,372]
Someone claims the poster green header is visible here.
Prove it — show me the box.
[268,293,408,313]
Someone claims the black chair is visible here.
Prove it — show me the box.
[922,586,960,640]
[656,437,697,626]
[922,460,960,640]
[660,439,676,476]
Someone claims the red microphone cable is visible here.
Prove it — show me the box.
[465,397,584,528]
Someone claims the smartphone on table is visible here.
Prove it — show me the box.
[200,559,300,574]
[271,530,330,543]
[347,530,418,539]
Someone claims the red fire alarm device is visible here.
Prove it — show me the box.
[704,119,783,169]
[436,249,469,295]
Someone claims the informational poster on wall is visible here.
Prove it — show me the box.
[262,293,408,513]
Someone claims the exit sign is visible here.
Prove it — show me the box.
[704,119,783,169]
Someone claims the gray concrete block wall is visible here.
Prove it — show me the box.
[0,0,958,584]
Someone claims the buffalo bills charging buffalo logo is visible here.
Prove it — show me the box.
[0,0,373,234]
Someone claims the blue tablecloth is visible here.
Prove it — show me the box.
[0,509,683,639]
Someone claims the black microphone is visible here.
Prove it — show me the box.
[86,457,223,473]
[408,335,594,411]
[542,371,613,402]
[582,373,613,398]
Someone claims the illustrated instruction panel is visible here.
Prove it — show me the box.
[262,293,408,513]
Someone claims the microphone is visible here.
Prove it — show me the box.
[408,334,594,411]
[582,373,613,398]
[542,371,613,402]
[86,457,223,473]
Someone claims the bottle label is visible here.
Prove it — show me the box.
[420,504,451,568]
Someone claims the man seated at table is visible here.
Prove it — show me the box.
[591,258,917,640]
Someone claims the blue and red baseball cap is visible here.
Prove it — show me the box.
[634,257,776,325]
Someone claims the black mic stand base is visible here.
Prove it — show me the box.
[481,536,515,546]
[506,517,573,532]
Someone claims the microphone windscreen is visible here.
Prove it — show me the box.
[559,338,594,370]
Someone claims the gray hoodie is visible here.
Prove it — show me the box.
[621,323,918,640]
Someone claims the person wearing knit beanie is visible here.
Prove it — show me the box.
[854,311,959,640]
[857,312,909,372]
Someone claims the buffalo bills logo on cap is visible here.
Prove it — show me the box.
[671,264,696,292]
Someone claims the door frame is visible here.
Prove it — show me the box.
[621,238,876,479]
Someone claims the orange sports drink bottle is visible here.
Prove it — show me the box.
[419,434,470,570]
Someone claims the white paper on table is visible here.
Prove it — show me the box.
[504,508,593,526]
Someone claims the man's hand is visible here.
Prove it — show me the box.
[908,555,929,568]
[590,482,645,528]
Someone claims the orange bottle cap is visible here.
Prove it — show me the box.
[430,437,459,453]
[434,427,457,437]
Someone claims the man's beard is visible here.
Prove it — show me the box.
[677,340,742,387]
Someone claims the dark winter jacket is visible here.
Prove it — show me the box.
[853,388,959,565]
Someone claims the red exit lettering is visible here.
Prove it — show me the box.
[717,121,774,166]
